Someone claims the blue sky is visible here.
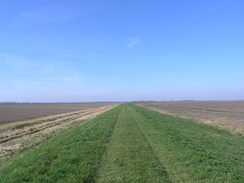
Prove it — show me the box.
[0,0,244,102]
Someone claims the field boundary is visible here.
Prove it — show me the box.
[138,104,244,136]
[0,105,116,166]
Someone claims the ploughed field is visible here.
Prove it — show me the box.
[139,101,244,135]
[0,104,116,164]
[1,104,243,183]
[0,103,113,124]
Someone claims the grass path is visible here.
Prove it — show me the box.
[0,104,243,183]
[0,106,121,183]
[132,105,244,183]
[96,105,171,183]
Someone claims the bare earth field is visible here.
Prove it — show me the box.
[0,103,113,124]
[139,101,244,135]
[0,104,116,164]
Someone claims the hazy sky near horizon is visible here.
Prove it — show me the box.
[0,0,244,102]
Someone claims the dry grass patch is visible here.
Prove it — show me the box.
[138,102,244,136]
[0,105,116,165]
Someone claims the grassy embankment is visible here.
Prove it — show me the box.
[1,104,243,183]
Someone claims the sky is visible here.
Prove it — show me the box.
[0,0,244,102]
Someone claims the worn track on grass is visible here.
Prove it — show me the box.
[1,104,243,183]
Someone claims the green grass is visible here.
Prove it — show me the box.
[132,105,244,183]
[1,104,243,183]
[96,105,171,183]
[0,106,121,183]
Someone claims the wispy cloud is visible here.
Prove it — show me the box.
[126,37,141,48]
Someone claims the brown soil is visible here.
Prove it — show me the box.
[0,103,115,123]
[0,105,116,163]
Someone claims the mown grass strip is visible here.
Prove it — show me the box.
[1,104,243,183]
[132,104,244,183]
[96,104,171,183]
[0,106,121,183]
